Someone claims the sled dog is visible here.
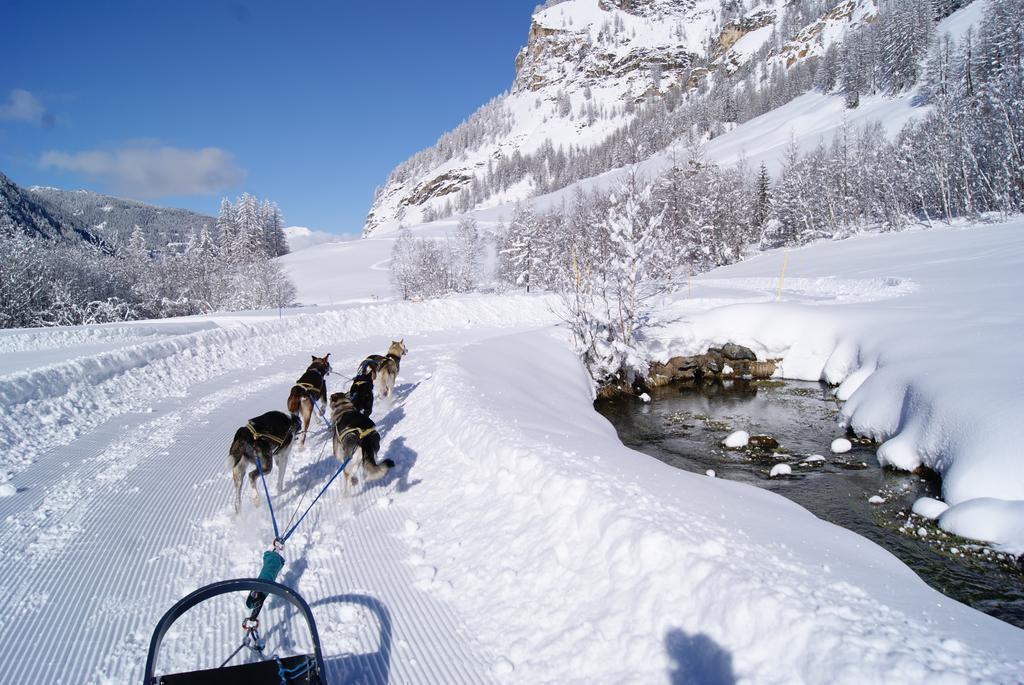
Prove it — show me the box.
[287,354,331,445]
[357,340,408,399]
[348,372,375,416]
[228,410,301,513]
[329,392,395,488]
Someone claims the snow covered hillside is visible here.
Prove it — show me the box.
[394,0,994,236]
[363,0,881,235]
[2,216,1023,682]
[655,218,1024,554]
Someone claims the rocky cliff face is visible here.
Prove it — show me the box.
[512,0,702,95]
[362,0,877,236]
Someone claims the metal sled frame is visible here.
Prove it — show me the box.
[144,579,326,684]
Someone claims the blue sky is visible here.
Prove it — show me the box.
[0,0,538,235]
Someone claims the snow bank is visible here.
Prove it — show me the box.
[391,327,1024,682]
[939,499,1024,550]
[655,219,1024,553]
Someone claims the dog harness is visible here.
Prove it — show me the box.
[245,421,289,446]
[335,425,378,442]
[360,352,401,374]
[295,381,322,400]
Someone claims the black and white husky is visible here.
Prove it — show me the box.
[228,410,301,513]
[329,392,395,488]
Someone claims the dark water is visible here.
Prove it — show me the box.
[597,379,1024,629]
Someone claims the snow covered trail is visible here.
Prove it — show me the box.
[0,298,556,683]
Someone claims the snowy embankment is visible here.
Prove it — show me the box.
[390,327,1024,682]
[653,219,1024,553]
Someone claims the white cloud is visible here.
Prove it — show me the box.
[0,89,54,127]
[285,226,353,252]
[40,143,246,198]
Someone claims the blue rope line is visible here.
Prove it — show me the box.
[253,450,281,541]
[251,415,348,545]
[311,397,331,428]
[276,655,314,683]
[280,456,351,543]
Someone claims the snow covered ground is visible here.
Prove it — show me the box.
[653,218,1024,554]
[1,218,1023,683]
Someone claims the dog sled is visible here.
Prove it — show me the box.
[144,577,325,684]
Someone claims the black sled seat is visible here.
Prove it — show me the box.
[144,579,326,685]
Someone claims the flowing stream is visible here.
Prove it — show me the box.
[597,379,1024,629]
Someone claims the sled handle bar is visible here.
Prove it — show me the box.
[143,578,326,684]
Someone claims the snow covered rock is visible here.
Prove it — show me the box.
[0,482,15,498]
[868,495,885,505]
[830,438,852,454]
[705,469,716,478]
[769,463,792,478]
[912,497,949,520]
[939,498,1024,555]
[723,430,749,448]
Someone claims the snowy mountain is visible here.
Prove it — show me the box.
[0,172,105,247]
[27,185,216,252]
[363,0,880,235]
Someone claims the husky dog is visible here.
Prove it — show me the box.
[329,392,395,488]
[287,354,331,445]
[228,410,301,513]
[357,340,408,399]
[348,372,375,416]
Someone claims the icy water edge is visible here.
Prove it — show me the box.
[596,379,1024,629]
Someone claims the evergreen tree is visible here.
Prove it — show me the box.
[752,163,772,229]
[500,202,547,292]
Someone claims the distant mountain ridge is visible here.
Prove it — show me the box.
[26,185,216,251]
[0,172,105,248]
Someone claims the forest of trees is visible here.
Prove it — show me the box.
[0,192,295,329]
[390,219,484,299]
